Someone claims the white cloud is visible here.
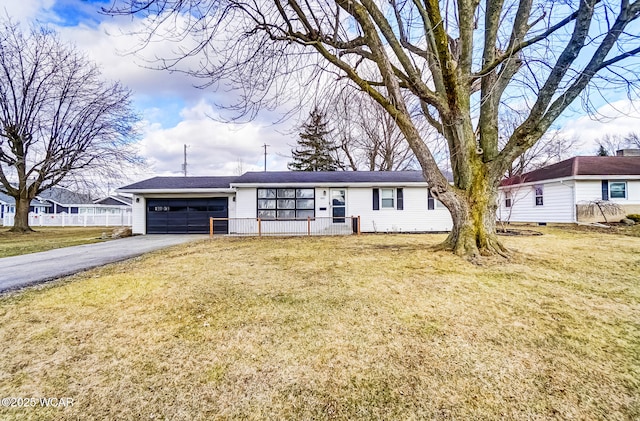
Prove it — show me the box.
[42,9,300,180]
[56,18,202,100]
[561,99,640,154]
[136,101,293,177]
[1,0,54,22]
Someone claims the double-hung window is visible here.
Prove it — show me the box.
[372,188,404,210]
[427,190,436,210]
[257,188,315,220]
[609,182,627,199]
[534,185,544,206]
[381,188,395,208]
[602,180,627,200]
[373,187,404,210]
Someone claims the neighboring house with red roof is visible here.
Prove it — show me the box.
[498,155,640,224]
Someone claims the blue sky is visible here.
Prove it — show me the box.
[4,0,296,182]
[4,0,640,185]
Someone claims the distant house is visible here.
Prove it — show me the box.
[92,195,133,214]
[498,155,640,224]
[1,188,132,227]
[0,192,51,218]
[118,171,454,235]
[36,187,94,214]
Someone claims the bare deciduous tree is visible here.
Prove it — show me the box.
[324,85,447,171]
[107,0,640,258]
[499,111,581,176]
[0,20,139,232]
[596,132,640,156]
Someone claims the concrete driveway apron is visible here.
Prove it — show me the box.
[0,235,207,293]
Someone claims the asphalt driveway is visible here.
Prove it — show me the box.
[0,235,207,293]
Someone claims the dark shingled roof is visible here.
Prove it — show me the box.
[501,156,640,186]
[94,196,132,206]
[0,191,53,207]
[119,171,454,191]
[120,176,237,190]
[37,187,93,204]
[232,170,452,184]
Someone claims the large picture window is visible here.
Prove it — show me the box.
[257,188,315,219]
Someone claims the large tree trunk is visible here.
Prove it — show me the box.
[9,196,34,233]
[436,172,508,259]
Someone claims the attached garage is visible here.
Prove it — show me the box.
[119,176,237,235]
[147,198,228,234]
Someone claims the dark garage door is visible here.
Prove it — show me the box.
[147,198,228,234]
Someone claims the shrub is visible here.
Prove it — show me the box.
[626,214,640,223]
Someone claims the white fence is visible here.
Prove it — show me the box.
[210,216,360,237]
[2,212,132,227]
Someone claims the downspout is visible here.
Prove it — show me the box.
[559,180,576,223]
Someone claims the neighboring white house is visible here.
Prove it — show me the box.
[0,192,51,218]
[118,171,453,235]
[498,155,640,224]
[1,187,132,227]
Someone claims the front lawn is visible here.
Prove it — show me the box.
[0,227,112,257]
[0,229,638,420]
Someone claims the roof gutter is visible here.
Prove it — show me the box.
[230,182,431,188]
[117,188,236,194]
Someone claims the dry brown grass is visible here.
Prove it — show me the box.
[0,228,638,420]
[0,227,111,257]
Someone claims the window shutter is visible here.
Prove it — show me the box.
[601,180,609,200]
[397,188,404,210]
[373,188,379,210]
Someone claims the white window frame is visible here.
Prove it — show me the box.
[609,182,627,199]
[380,188,395,209]
[534,185,544,206]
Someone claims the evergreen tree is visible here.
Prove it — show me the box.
[596,144,609,156]
[288,108,339,171]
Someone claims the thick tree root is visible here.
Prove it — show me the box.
[433,231,510,262]
[8,226,35,234]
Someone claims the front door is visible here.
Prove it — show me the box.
[331,189,346,223]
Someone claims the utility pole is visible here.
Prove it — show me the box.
[263,143,269,172]
[182,144,188,176]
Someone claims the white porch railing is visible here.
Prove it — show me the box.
[2,212,132,227]
[209,216,360,238]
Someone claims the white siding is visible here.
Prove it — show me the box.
[235,188,257,218]
[131,194,146,234]
[575,179,640,205]
[348,187,452,232]
[234,185,452,232]
[574,180,601,203]
[498,181,575,223]
[628,180,640,203]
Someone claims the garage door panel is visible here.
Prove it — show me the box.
[146,198,228,234]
